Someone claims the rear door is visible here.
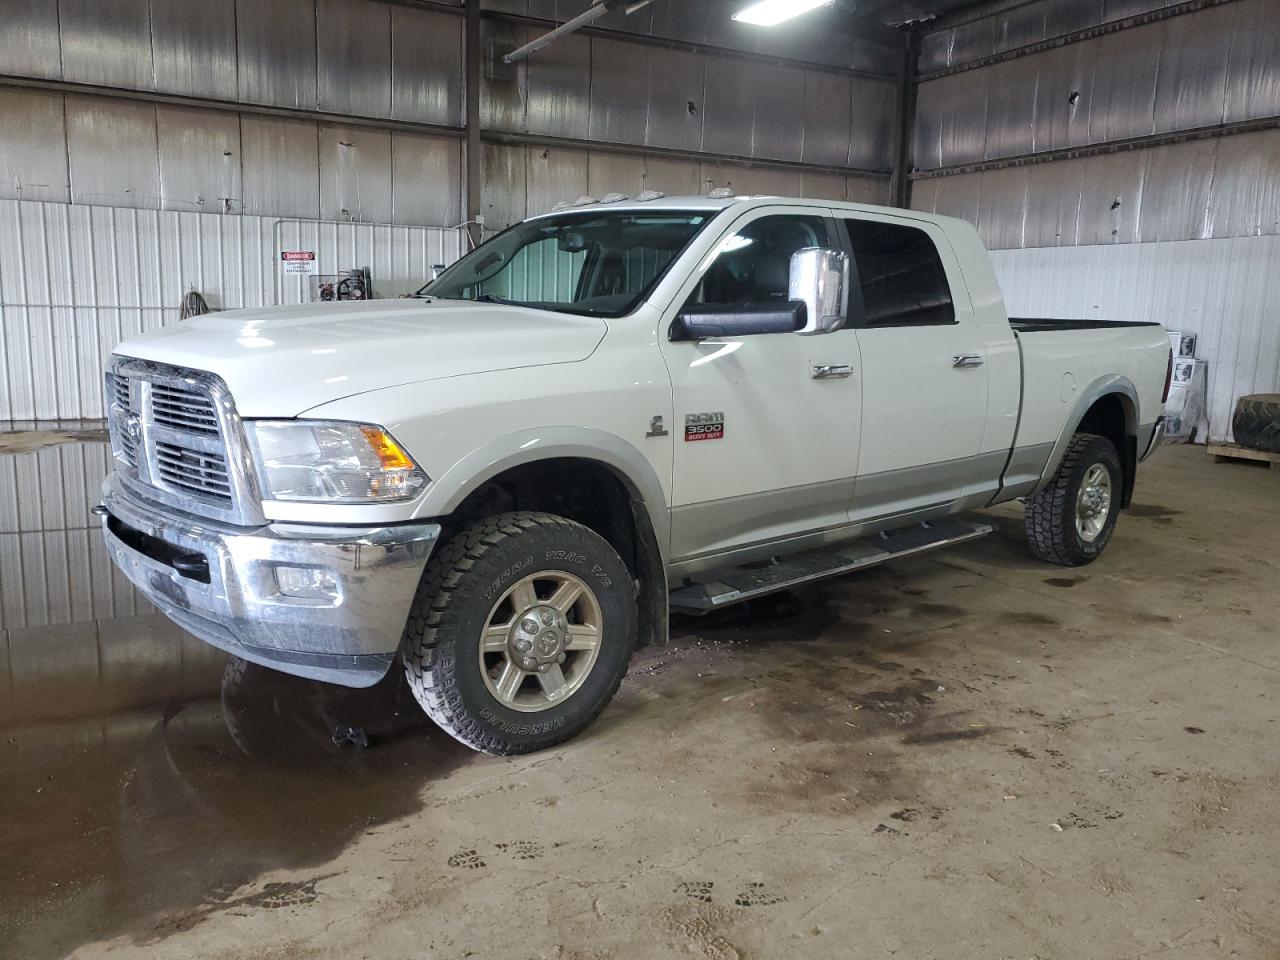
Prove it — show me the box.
[840,213,994,522]
[659,206,862,564]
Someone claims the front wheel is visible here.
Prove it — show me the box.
[1024,433,1123,566]
[402,512,637,755]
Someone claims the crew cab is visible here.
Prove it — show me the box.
[99,195,1171,755]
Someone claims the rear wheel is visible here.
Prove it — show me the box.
[402,511,636,755]
[1024,433,1123,566]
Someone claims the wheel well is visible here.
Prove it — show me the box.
[1076,393,1138,506]
[444,458,668,648]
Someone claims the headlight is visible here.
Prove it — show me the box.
[246,420,429,503]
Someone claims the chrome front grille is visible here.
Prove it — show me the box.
[111,373,140,466]
[155,441,233,502]
[106,358,263,526]
[113,374,132,410]
[151,381,220,435]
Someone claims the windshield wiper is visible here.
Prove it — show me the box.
[475,293,519,306]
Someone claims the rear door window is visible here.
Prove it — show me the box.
[843,218,956,327]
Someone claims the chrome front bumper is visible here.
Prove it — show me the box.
[100,473,440,687]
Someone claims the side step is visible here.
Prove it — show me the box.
[668,518,993,615]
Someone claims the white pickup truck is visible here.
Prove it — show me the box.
[100,195,1171,755]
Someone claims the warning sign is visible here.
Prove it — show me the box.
[280,250,317,275]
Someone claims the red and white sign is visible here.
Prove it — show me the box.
[280,250,318,275]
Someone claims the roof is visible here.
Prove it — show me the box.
[524,195,745,219]
[523,194,961,229]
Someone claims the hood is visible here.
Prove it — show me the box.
[114,299,607,417]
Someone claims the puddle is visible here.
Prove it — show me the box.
[0,660,475,958]
[1,436,476,956]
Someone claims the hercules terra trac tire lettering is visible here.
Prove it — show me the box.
[401,512,636,755]
[1232,394,1280,454]
[1024,433,1123,567]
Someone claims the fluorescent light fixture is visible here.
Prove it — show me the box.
[733,0,834,27]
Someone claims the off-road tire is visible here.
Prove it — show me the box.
[1024,433,1123,567]
[1232,394,1280,454]
[402,511,637,755]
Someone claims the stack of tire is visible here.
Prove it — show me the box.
[1232,394,1280,454]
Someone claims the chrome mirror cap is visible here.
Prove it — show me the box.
[790,247,850,336]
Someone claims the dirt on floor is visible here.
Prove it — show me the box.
[1,444,1277,960]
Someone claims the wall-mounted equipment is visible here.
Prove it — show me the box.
[310,267,373,303]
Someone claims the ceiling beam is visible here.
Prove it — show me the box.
[504,0,656,63]
[830,1,911,45]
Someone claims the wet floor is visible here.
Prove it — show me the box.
[0,588,837,959]
[0,663,476,960]
[0,431,479,957]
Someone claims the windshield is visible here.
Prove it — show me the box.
[420,210,712,317]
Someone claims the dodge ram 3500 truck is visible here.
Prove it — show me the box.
[99,196,1171,755]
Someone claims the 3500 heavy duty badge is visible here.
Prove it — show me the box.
[685,412,725,442]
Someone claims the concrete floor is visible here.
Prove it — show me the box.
[1,444,1277,960]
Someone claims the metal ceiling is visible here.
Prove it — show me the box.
[857,0,995,27]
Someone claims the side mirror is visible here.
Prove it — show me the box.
[790,247,849,335]
[670,302,808,341]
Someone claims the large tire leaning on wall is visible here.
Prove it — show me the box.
[1232,394,1280,454]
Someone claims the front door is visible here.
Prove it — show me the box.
[659,207,862,564]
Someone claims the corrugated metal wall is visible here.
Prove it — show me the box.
[0,0,466,124]
[0,88,465,223]
[477,16,897,225]
[991,237,1280,442]
[910,0,1280,443]
[911,127,1280,248]
[906,0,1274,248]
[489,0,900,74]
[912,0,1279,225]
[482,143,891,229]
[0,199,466,420]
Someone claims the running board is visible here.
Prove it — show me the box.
[668,519,993,615]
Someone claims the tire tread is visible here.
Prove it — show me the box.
[402,511,630,755]
[1233,394,1280,454]
[1024,433,1114,567]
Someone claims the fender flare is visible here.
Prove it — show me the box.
[412,426,670,560]
[1031,374,1140,497]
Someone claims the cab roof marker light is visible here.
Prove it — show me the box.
[635,190,666,202]
[707,186,736,199]
[573,195,599,206]
[600,192,630,203]
[732,0,834,26]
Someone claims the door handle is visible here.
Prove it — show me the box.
[810,363,853,380]
[952,354,985,368]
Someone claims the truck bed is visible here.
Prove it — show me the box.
[1010,318,1164,333]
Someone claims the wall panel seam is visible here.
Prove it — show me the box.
[911,115,1280,179]
[916,0,1247,81]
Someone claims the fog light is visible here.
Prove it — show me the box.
[274,565,341,601]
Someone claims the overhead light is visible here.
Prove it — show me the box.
[732,0,834,26]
